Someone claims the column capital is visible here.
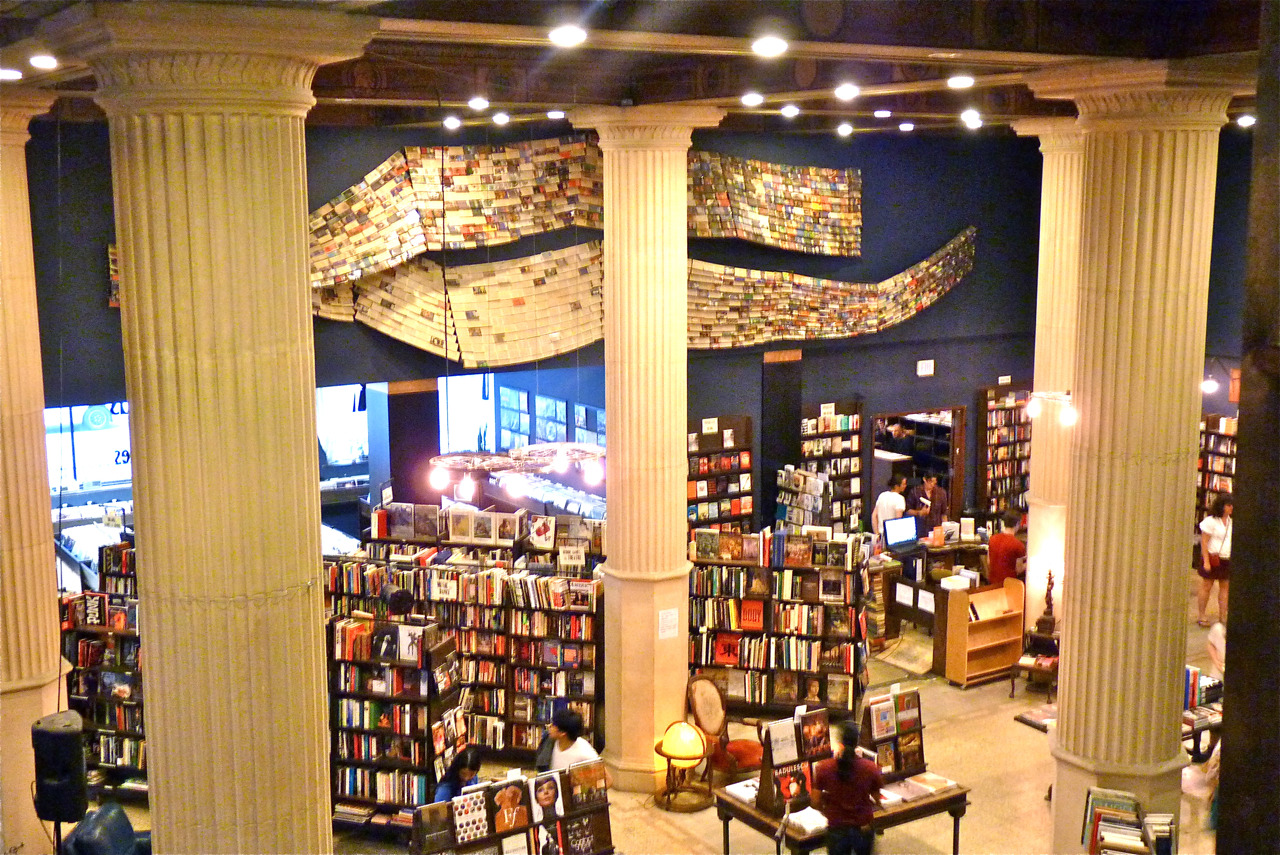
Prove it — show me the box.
[1011,116,1085,153]
[39,1,376,117]
[567,105,726,151]
[1027,57,1247,131]
[0,88,54,142]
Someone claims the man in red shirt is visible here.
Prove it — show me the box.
[987,510,1027,586]
[812,721,883,855]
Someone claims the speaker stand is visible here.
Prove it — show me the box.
[54,820,63,855]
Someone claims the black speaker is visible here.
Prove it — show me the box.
[32,710,87,823]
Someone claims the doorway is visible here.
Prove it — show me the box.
[870,408,966,520]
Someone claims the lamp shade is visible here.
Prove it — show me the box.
[659,721,706,769]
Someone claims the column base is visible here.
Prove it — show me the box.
[603,755,666,795]
[2,676,63,855]
[1051,742,1186,854]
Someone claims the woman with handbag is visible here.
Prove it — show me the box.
[1196,493,1233,627]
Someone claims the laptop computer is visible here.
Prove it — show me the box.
[882,515,922,557]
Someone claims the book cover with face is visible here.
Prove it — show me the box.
[529,771,564,824]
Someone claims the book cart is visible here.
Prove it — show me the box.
[411,758,614,855]
[975,385,1032,514]
[797,401,862,536]
[688,529,870,720]
[60,541,148,802]
[687,414,755,534]
[325,504,605,833]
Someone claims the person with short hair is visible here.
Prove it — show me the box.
[1197,493,1233,627]
[906,473,948,538]
[547,709,600,772]
[870,474,908,552]
[986,510,1027,586]
[812,721,883,855]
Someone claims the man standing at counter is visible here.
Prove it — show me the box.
[907,474,948,538]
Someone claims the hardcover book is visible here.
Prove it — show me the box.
[894,689,922,731]
[398,623,425,666]
[870,698,897,740]
[528,771,565,824]
[712,633,741,667]
[898,730,924,770]
[767,719,800,764]
[783,534,813,568]
[827,674,854,710]
[451,790,489,843]
[528,515,556,550]
[693,529,719,561]
[529,821,565,855]
[413,800,456,854]
[387,502,416,539]
[875,742,897,773]
[718,532,744,561]
[414,504,440,540]
[371,625,399,661]
[471,512,496,544]
[487,779,531,835]
[772,761,813,808]
[799,709,831,758]
[739,599,765,632]
[772,671,799,704]
[566,759,609,809]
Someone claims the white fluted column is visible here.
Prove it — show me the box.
[1030,63,1241,852]
[567,106,724,792]
[42,5,374,853]
[0,88,59,855]
[1012,119,1084,632]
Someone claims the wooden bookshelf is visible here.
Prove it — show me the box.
[61,542,147,801]
[687,415,755,533]
[798,400,862,536]
[1197,413,1236,518]
[688,530,868,718]
[976,385,1031,514]
[936,578,1024,687]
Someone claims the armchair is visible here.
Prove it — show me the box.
[63,803,151,855]
[687,676,763,787]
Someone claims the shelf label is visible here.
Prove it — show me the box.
[820,402,836,417]
[917,590,935,614]
[701,417,718,435]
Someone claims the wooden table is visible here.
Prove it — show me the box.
[713,784,971,855]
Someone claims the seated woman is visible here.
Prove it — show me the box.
[434,745,483,802]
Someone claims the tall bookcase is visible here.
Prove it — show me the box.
[330,616,463,832]
[62,541,146,801]
[798,400,862,535]
[687,415,755,533]
[325,507,605,774]
[976,385,1032,514]
[1197,414,1236,517]
[688,529,868,718]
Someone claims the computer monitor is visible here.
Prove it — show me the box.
[882,515,919,554]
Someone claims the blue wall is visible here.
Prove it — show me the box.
[25,119,1250,509]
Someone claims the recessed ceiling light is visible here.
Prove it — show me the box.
[780,104,800,118]
[873,109,892,119]
[0,68,23,81]
[548,24,587,48]
[741,92,765,107]
[468,96,490,111]
[1238,114,1257,128]
[547,109,566,120]
[899,122,915,132]
[834,83,859,101]
[28,54,58,70]
[443,116,462,130]
[492,112,510,125]
[752,35,788,58]
[948,75,975,89]
[837,123,853,137]
[962,108,983,129]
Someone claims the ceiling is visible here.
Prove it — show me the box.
[0,1,1263,135]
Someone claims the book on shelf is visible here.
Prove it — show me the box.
[740,599,765,632]
[894,689,921,731]
[771,671,799,704]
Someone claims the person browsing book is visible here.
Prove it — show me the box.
[906,474,948,538]
[870,474,908,552]
[433,745,482,802]
[547,709,613,787]
[986,510,1027,586]
[812,721,883,855]
[1197,493,1233,626]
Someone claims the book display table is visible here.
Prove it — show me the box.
[713,784,970,855]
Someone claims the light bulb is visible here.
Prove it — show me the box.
[582,459,604,486]
[874,109,892,119]
[551,452,570,474]
[1238,114,1256,128]
[492,112,510,125]
[752,35,788,58]
[1025,396,1042,419]
[547,109,566,120]
[834,83,859,101]
[548,24,587,48]
[780,104,800,118]
[1201,376,1220,394]
[468,95,489,111]
[899,122,915,132]
[457,473,477,501]
[948,75,975,89]
[741,92,764,107]
[29,54,58,71]
[505,475,526,499]
[443,116,462,130]
[429,466,451,491]
[1059,404,1079,427]
[0,68,22,81]
[836,123,853,137]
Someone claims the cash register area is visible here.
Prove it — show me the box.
[101,571,1219,855]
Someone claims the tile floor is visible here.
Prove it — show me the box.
[109,572,1223,854]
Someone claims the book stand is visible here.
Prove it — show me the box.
[754,707,833,818]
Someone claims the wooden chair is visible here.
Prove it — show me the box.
[687,675,764,786]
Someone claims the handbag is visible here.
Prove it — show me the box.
[1209,553,1222,570]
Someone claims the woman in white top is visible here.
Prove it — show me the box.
[1197,492,1233,627]
[870,473,908,552]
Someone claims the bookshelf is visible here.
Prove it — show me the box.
[329,616,463,831]
[976,386,1032,514]
[1080,786,1176,855]
[936,578,1025,688]
[798,400,862,536]
[410,760,614,855]
[687,415,755,533]
[325,507,606,772]
[61,542,147,801]
[1197,414,1236,518]
[898,409,966,520]
[688,529,868,718]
